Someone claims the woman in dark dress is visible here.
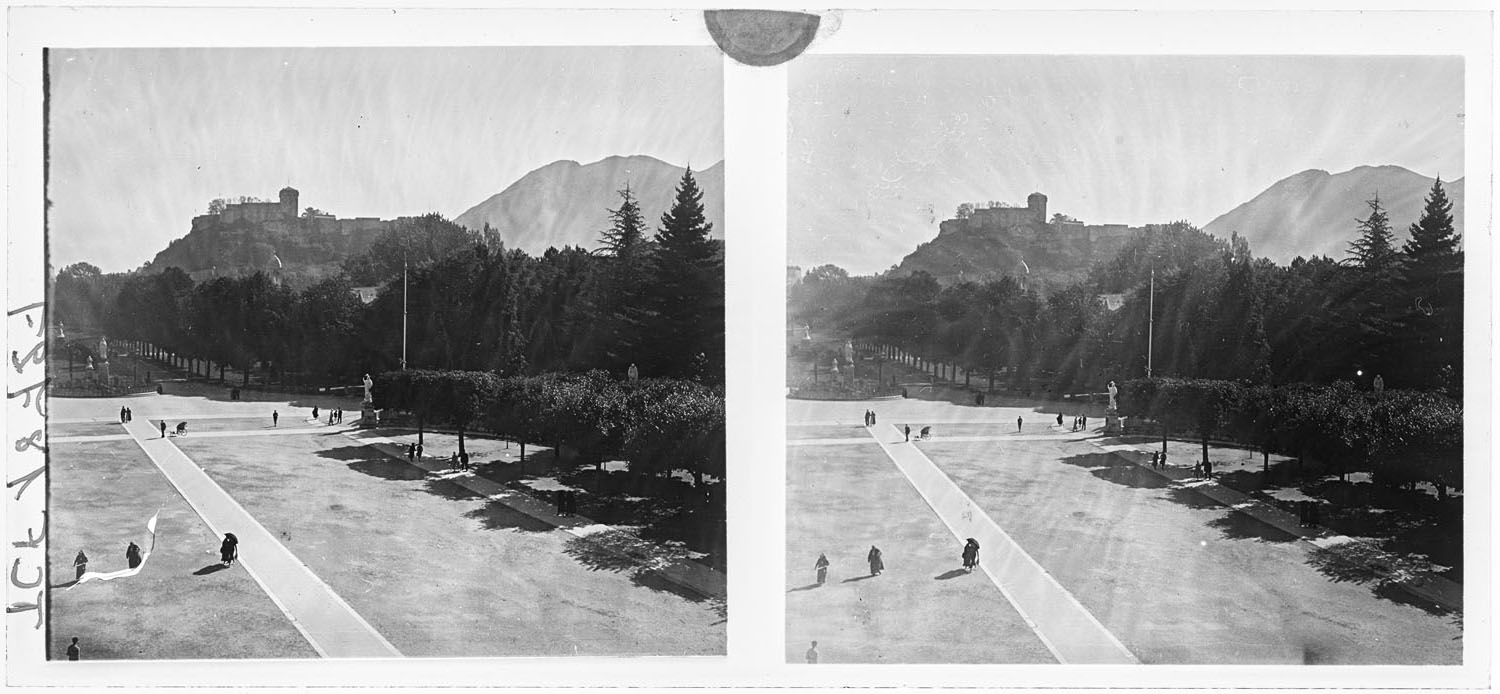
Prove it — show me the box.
[220,533,239,566]
[814,553,830,585]
[961,538,980,572]
[867,546,884,576]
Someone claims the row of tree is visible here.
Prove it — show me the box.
[52,169,726,387]
[1116,377,1462,500]
[790,178,1463,397]
[374,369,726,488]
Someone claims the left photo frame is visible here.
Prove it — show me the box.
[8,10,729,684]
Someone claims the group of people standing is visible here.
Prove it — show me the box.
[862,410,878,426]
[555,489,580,516]
[1070,414,1088,432]
[448,451,472,471]
[406,442,425,461]
[117,406,134,423]
[311,406,345,425]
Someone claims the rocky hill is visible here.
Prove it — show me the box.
[454,155,725,253]
[1204,165,1465,263]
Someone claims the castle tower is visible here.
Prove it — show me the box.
[279,186,299,219]
[1027,192,1048,223]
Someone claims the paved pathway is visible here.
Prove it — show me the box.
[342,429,727,601]
[866,423,1138,664]
[119,418,402,658]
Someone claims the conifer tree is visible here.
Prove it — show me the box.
[1402,177,1460,274]
[599,184,646,259]
[588,184,652,370]
[1347,194,1398,272]
[645,167,724,382]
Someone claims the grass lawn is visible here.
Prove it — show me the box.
[175,433,725,656]
[47,440,316,660]
[50,422,133,438]
[786,439,1055,664]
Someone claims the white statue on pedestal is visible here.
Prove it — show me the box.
[1107,380,1119,411]
[362,373,374,403]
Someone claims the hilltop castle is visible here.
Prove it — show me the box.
[941,192,1134,245]
[895,191,1143,287]
[157,187,410,286]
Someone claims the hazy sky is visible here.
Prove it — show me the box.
[789,55,1465,275]
[48,46,723,272]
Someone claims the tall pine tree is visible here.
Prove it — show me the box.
[587,184,653,371]
[1347,194,1398,272]
[644,167,724,383]
[1398,177,1463,394]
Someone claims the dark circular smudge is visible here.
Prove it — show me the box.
[703,10,821,67]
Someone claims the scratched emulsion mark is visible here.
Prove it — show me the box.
[8,300,50,636]
[703,10,821,67]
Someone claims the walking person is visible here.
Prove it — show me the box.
[1056,412,1063,427]
[160,420,167,438]
[1081,415,1087,430]
[220,533,238,567]
[1202,459,1212,480]
[1017,416,1023,432]
[120,406,127,423]
[870,411,876,425]
[73,550,88,581]
[815,553,830,585]
[126,407,132,422]
[461,451,470,471]
[962,538,980,572]
[904,425,911,442]
[125,541,142,569]
[66,637,81,661]
[272,410,279,427]
[312,406,319,421]
[867,545,884,576]
[416,442,424,459]
[806,641,819,664]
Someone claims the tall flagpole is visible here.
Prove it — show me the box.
[1147,265,1155,378]
[401,255,408,370]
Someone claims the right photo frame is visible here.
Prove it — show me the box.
[784,53,1472,666]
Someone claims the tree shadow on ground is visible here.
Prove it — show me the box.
[1058,452,1171,490]
[192,563,228,576]
[1306,545,1456,617]
[462,500,555,533]
[934,568,970,580]
[561,534,724,616]
[317,444,482,501]
[1205,511,1297,543]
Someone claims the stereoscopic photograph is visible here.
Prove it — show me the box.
[42,45,726,659]
[785,54,1466,664]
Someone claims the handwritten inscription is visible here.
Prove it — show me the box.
[7,300,47,638]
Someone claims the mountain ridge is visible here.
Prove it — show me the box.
[455,155,725,253]
[1204,164,1464,263]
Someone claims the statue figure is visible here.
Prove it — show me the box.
[362,373,374,403]
[97,336,109,361]
[1373,374,1385,396]
[627,363,639,382]
[1107,380,1119,411]
[86,355,95,371]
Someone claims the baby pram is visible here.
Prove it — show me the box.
[174,422,187,436]
[919,426,932,440]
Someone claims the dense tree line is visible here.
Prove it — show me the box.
[375,369,725,488]
[1117,377,1461,500]
[790,178,1462,398]
[51,169,725,387]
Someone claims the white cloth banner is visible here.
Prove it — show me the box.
[68,511,159,589]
